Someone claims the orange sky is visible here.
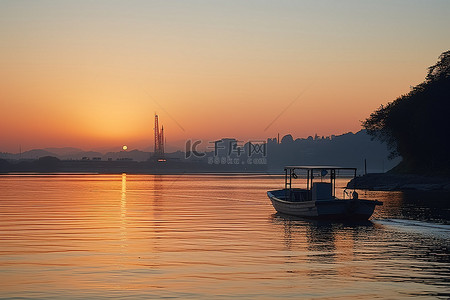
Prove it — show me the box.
[1,1,449,153]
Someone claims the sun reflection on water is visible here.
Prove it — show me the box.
[120,173,127,251]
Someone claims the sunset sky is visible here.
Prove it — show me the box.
[1,0,449,153]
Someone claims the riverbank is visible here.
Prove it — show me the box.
[347,173,450,191]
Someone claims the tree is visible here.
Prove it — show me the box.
[426,50,450,82]
[36,156,61,171]
[363,50,450,174]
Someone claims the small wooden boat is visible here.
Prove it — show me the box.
[267,166,382,220]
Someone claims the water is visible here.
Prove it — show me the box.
[0,174,449,299]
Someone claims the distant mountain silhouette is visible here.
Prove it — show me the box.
[43,147,83,156]
[1,129,397,174]
[19,149,56,159]
[0,148,104,161]
[1,147,153,162]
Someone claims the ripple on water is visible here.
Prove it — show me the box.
[0,174,449,299]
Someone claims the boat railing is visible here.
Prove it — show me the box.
[343,188,358,200]
[283,166,358,202]
[343,189,350,200]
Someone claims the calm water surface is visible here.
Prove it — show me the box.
[0,174,449,299]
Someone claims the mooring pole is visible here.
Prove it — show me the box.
[364,159,367,175]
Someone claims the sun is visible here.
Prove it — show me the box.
[122,145,128,151]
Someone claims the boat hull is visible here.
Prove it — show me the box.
[267,190,381,220]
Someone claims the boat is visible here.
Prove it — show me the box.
[267,166,383,220]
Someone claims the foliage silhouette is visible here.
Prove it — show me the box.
[36,156,61,171]
[363,51,450,174]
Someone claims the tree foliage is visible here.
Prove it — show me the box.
[426,50,450,82]
[363,50,450,174]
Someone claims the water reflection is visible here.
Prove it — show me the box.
[357,188,450,224]
[0,174,449,299]
[271,211,450,298]
[120,173,127,252]
[272,213,374,255]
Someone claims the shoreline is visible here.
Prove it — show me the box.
[347,173,450,191]
[0,171,281,176]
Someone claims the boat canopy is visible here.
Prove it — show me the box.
[283,166,357,196]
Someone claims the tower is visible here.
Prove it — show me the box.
[153,114,165,160]
[160,125,164,154]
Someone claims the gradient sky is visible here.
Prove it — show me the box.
[1,0,449,152]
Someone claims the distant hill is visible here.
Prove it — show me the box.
[5,149,57,160]
[0,148,140,161]
[43,147,83,156]
[1,130,397,173]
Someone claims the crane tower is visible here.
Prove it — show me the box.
[153,114,165,160]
